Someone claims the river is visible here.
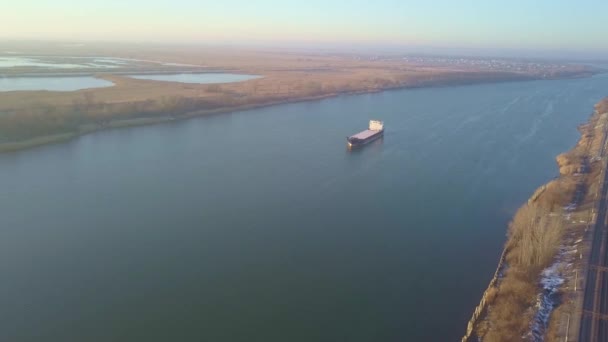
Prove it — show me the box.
[1,74,608,341]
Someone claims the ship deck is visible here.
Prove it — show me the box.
[349,129,381,140]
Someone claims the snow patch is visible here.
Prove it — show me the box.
[526,242,579,341]
[528,261,565,341]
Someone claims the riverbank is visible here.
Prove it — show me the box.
[0,70,602,153]
[463,98,608,341]
[0,46,602,152]
[0,89,357,152]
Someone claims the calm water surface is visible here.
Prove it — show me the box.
[1,74,608,341]
[0,56,91,69]
[0,76,114,92]
[0,56,132,69]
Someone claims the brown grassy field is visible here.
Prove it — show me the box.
[0,44,599,150]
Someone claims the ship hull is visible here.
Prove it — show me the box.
[347,130,384,148]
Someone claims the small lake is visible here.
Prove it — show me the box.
[0,57,86,69]
[127,73,261,84]
[0,76,114,92]
[0,56,201,71]
[0,72,258,92]
[0,56,130,69]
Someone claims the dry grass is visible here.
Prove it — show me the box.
[0,67,535,145]
[479,204,566,341]
[535,178,580,212]
[481,203,565,340]
[596,98,608,114]
[472,105,604,341]
[0,46,563,146]
[484,269,538,342]
[507,204,565,271]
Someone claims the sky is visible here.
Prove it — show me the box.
[4,0,608,57]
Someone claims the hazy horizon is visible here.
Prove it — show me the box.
[5,0,608,60]
[2,39,608,62]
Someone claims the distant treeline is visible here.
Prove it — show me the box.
[0,94,246,142]
[0,71,572,144]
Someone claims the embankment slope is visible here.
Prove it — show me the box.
[463,98,608,341]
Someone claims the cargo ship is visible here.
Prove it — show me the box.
[347,120,384,148]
